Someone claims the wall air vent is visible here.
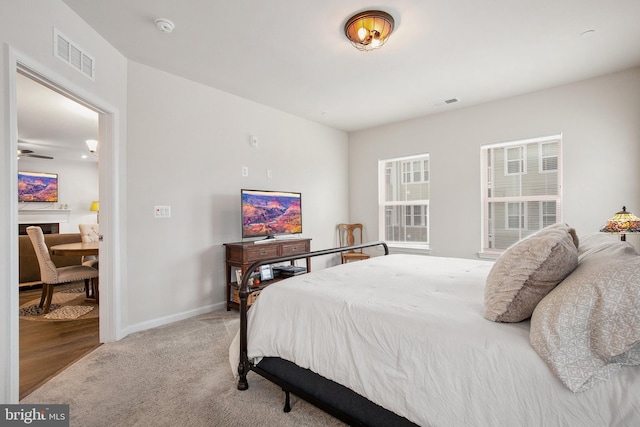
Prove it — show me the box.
[53,28,95,80]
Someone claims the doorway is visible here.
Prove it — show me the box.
[16,71,100,399]
[4,51,121,402]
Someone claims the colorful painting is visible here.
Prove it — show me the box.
[18,171,58,202]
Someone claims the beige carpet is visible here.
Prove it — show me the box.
[21,310,345,427]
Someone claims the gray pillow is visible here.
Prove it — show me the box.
[484,223,579,322]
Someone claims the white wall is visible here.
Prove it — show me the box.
[17,158,99,232]
[125,61,349,327]
[348,67,640,258]
[1,0,349,402]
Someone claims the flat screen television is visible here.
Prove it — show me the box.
[241,189,302,239]
[18,171,58,202]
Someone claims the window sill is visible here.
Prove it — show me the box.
[386,244,431,256]
[477,251,500,260]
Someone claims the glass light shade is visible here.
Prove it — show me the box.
[90,201,100,212]
[357,27,368,41]
[86,139,98,153]
[345,10,394,51]
[600,206,640,235]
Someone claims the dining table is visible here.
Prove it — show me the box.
[50,241,99,302]
[50,241,99,257]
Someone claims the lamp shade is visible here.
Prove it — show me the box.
[344,10,394,51]
[600,206,640,240]
[90,201,99,212]
[86,139,98,153]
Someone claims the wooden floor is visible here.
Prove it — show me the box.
[19,283,100,400]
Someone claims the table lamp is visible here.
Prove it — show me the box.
[600,206,640,241]
[90,201,99,223]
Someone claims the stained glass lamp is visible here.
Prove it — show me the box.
[600,206,640,241]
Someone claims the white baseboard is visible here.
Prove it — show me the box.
[121,301,227,337]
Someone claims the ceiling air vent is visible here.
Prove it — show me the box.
[434,98,459,107]
[53,28,95,80]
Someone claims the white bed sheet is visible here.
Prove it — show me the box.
[232,254,640,426]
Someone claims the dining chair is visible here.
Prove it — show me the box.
[78,224,100,298]
[26,226,99,314]
[337,223,371,264]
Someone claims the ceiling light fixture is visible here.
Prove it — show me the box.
[86,139,98,153]
[344,10,395,51]
[155,18,175,34]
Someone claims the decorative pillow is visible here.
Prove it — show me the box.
[577,232,637,261]
[483,223,579,322]
[530,244,640,392]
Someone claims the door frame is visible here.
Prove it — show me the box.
[3,45,123,402]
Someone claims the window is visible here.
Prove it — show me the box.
[481,135,562,252]
[402,159,429,184]
[379,154,430,247]
[539,142,558,172]
[507,202,524,229]
[505,146,526,175]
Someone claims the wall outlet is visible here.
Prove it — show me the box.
[242,166,249,177]
[154,206,171,218]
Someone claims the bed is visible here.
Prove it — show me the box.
[231,225,640,426]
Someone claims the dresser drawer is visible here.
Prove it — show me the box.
[246,245,279,261]
[281,241,309,256]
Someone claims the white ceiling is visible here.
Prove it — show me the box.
[17,0,640,161]
[60,0,640,132]
[17,72,99,163]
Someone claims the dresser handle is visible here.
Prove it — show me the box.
[260,251,266,255]
[291,247,297,251]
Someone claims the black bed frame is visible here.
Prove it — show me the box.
[236,241,419,426]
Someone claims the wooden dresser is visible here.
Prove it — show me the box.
[224,238,311,310]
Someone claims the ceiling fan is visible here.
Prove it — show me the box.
[17,149,53,160]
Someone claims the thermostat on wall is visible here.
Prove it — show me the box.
[154,205,171,218]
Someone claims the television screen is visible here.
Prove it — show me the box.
[18,171,58,202]
[242,189,302,239]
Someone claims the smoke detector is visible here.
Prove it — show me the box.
[155,18,175,33]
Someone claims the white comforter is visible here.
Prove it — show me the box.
[231,254,640,426]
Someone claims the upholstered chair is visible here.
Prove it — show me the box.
[78,224,99,266]
[26,226,98,314]
[78,224,100,298]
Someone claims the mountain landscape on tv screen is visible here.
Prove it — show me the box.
[18,174,58,202]
[243,193,301,237]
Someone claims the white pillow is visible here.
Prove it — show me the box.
[530,241,640,392]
